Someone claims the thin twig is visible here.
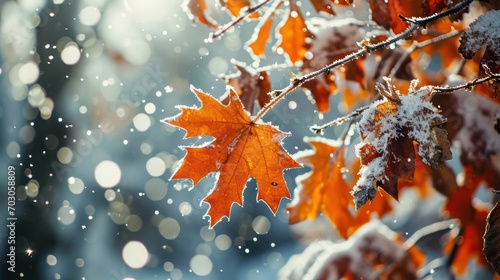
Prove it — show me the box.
[310,106,367,133]
[207,0,276,42]
[254,63,289,73]
[324,119,355,170]
[252,0,473,122]
[434,72,500,93]
[403,219,459,249]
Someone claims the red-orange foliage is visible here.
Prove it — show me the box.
[163,87,300,227]
[170,0,500,277]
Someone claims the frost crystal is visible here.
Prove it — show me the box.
[458,10,500,60]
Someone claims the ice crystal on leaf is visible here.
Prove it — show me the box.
[352,78,452,209]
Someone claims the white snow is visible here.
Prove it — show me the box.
[353,79,448,208]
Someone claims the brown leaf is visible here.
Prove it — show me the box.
[458,10,500,96]
[484,202,500,276]
[221,62,271,113]
[431,89,500,189]
[183,0,218,29]
[352,79,452,209]
[368,0,391,30]
[431,163,458,197]
[368,0,422,34]
[421,0,449,17]
[300,20,364,112]
[163,86,300,227]
[288,137,392,238]
[275,0,313,64]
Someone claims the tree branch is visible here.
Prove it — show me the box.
[207,0,277,42]
[253,0,473,122]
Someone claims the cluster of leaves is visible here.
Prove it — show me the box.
[167,0,500,277]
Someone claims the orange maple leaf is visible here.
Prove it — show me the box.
[274,0,313,64]
[246,7,276,58]
[163,86,300,227]
[288,137,392,238]
[222,0,259,19]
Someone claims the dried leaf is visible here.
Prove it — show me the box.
[368,0,422,34]
[458,10,500,60]
[300,20,364,112]
[431,89,500,189]
[352,79,452,209]
[287,137,392,238]
[458,10,500,95]
[275,0,313,64]
[221,62,271,113]
[183,0,218,29]
[163,86,300,227]
[430,163,458,197]
[421,0,449,17]
[484,202,500,276]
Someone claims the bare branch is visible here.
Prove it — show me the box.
[434,71,500,93]
[310,107,366,134]
[207,0,277,42]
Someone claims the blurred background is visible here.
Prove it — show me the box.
[0,0,338,279]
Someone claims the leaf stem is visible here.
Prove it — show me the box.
[253,0,473,122]
[208,0,277,42]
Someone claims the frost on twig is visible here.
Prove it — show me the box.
[352,78,452,209]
